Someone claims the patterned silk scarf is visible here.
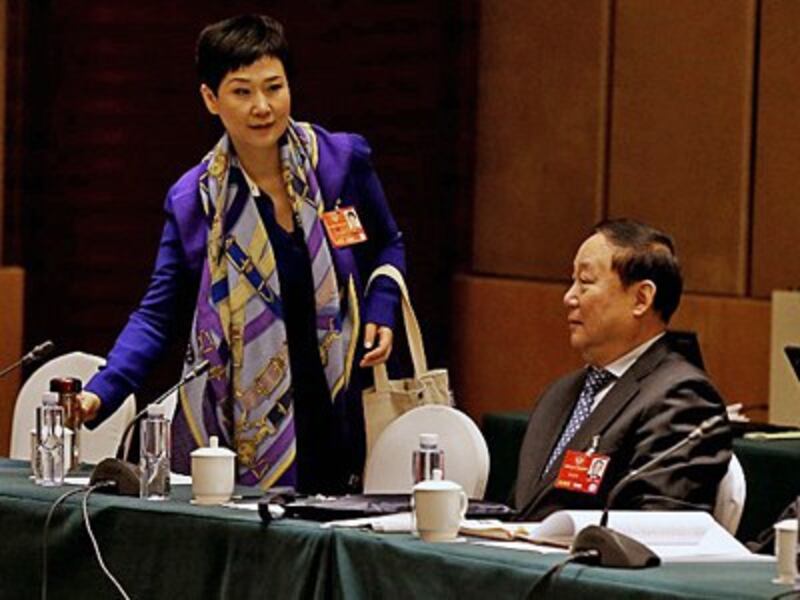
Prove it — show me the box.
[176,120,360,489]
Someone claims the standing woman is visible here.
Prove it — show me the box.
[79,14,405,494]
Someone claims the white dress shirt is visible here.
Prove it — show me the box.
[590,332,666,411]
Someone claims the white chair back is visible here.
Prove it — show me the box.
[713,454,746,534]
[10,352,136,464]
[363,405,490,499]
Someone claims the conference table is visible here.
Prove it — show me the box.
[0,459,790,599]
[483,411,800,545]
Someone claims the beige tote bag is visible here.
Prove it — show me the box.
[362,265,452,456]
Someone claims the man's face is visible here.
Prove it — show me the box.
[563,233,640,366]
[200,55,291,155]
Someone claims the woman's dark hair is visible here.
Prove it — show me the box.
[593,218,683,323]
[196,14,292,93]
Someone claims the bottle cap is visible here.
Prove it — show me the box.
[41,391,60,406]
[147,403,166,417]
[419,433,439,448]
[49,377,82,394]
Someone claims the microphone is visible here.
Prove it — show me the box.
[89,360,210,495]
[571,413,726,568]
[0,340,55,378]
[116,359,210,462]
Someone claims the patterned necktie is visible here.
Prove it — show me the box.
[542,367,616,477]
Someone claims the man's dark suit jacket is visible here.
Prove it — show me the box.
[514,337,732,521]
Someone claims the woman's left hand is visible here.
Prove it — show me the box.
[359,323,393,367]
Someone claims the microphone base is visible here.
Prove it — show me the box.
[571,525,660,568]
[89,458,141,497]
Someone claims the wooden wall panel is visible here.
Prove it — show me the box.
[472,1,609,280]
[454,275,770,425]
[670,293,770,421]
[0,267,24,456]
[608,0,756,295]
[751,0,800,297]
[451,275,582,422]
[768,291,800,426]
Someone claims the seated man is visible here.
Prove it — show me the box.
[514,219,732,521]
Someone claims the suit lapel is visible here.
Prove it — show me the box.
[570,339,670,453]
[519,372,586,506]
[532,374,585,476]
[565,369,640,456]
[521,338,670,512]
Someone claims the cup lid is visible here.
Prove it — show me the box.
[413,478,463,492]
[191,435,236,458]
[774,518,798,532]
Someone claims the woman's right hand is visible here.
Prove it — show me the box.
[78,392,102,423]
[359,323,394,367]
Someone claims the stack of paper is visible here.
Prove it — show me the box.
[462,511,771,562]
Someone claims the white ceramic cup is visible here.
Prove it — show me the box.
[190,436,236,505]
[773,518,798,584]
[412,478,468,542]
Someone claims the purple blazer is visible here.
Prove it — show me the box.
[86,125,406,425]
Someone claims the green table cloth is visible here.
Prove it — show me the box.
[0,459,789,599]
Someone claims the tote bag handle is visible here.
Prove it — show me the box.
[365,265,428,391]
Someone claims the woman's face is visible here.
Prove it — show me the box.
[200,55,291,155]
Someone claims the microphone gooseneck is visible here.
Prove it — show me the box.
[600,413,725,527]
[27,340,56,364]
[570,412,726,569]
[0,340,55,378]
[116,359,211,462]
[90,360,211,496]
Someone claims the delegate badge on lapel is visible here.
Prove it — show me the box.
[554,449,611,495]
[321,205,368,248]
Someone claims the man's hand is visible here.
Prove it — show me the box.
[359,323,393,367]
[77,392,102,423]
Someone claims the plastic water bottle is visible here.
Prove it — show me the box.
[412,433,445,484]
[139,404,170,500]
[36,392,65,487]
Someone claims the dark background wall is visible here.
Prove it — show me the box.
[5,1,800,446]
[3,0,477,408]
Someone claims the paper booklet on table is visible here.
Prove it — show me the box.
[462,511,770,562]
[322,512,413,533]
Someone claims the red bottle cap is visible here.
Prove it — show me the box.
[49,377,83,394]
